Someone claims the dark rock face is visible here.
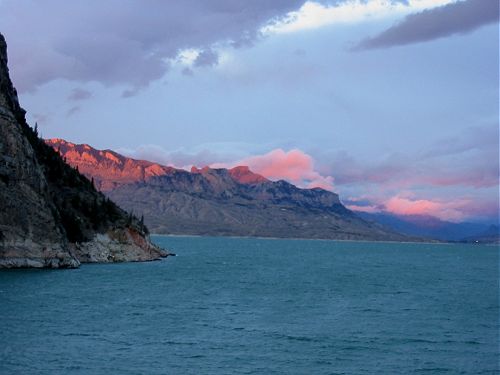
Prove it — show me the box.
[0,33,167,268]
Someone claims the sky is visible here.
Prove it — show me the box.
[0,0,498,223]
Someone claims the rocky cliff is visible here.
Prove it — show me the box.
[0,33,167,268]
[46,138,176,191]
[47,139,411,241]
[108,168,409,241]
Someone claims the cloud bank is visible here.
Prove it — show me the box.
[264,0,456,34]
[1,0,474,92]
[324,125,499,189]
[355,0,499,50]
[0,0,305,92]
[346,193,498,223]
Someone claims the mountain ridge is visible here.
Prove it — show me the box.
[46,138,272,191]
[358,212,498,242]
[46,138,414,242]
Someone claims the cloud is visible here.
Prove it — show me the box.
[1,1,467,91]
[263,0,455,34]
[0,0,305,92]
[321,125,499,189]
[66,106,80,117]
[384,195,469,222]
[214,148,335,191]
[347,193,499,222]
[121,87,143,98]
[194,48,219,67]
[418,158,499,189]
[116,144,235,169]
[319,123,499,222]
[344,196,382,213]
[31,112,50,124]
[421,125,499,158]
[354,0,499,50]
[67,88,92,101]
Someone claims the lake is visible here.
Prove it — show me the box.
[0,236,498,374]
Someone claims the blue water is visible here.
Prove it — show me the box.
[0,237,498,374]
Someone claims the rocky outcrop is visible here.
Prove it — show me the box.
[73,227,167,263]
[46,138,176,191]
[0,33,168,268]
[193,165,268,185]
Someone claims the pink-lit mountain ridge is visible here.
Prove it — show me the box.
[46,139,411,241]
[48,138,268,190]
[49,138,496,242]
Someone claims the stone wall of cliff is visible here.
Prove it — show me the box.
[0,33,167,268]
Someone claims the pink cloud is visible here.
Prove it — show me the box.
[213,148,335,191]
[347,192,499,223]
[384,196,469,222]
[347,193,498,223]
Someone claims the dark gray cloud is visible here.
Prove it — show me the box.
[354,0,499,50]
[66,106,80,117]
[67,88,92,101]
[121,87,143,98]
[194,49,219,67]
[0,0,305,93]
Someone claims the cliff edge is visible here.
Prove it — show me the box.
[0,33,167,268]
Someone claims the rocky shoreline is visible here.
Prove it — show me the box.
[0,33,169,269]
[0,229,170,269]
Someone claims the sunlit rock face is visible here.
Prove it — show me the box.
[48,139,271,190]
[0,33,167,268]
[46,138,177,191]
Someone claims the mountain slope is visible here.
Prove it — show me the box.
[357,212,496,242]
[47,139,412,241]
[462,225,500,244]
[0,33,167,268]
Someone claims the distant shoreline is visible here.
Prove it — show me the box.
[150,233,463,246]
